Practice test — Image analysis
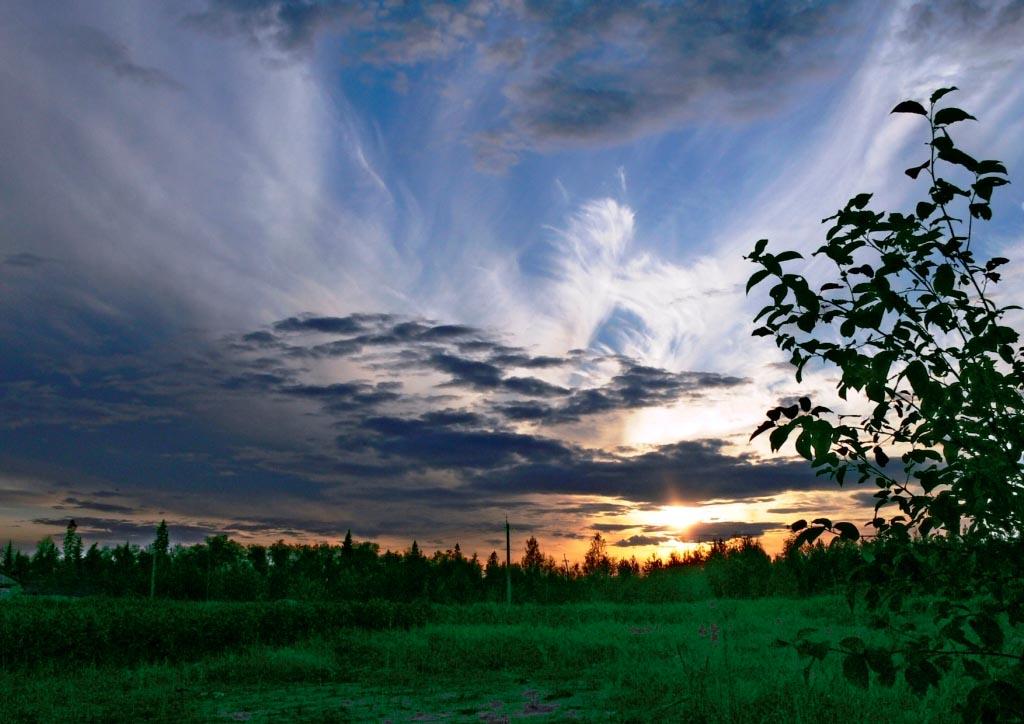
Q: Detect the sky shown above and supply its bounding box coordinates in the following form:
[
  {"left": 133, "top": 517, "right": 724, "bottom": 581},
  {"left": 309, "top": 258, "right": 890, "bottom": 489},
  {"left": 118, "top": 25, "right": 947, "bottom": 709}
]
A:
[{"left": 2, "top": 0, "right": 1024, "bottom": 561}]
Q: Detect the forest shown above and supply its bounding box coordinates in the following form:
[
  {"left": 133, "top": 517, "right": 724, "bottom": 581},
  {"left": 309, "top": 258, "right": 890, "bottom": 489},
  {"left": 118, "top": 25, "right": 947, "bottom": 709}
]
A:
[
  {"left": 4, "top": 521, "right": 1021, "bottom": 605},
  {"left": 0, "top": 521, "right": 854, "bottom": 603}
]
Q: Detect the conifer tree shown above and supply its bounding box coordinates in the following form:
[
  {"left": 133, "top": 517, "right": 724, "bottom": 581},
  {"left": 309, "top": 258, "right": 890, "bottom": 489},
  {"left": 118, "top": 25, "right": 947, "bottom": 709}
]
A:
[
  {"left": 150, "top": 520, "right": 169, "bottom": 598},
  {"left": 62, "top": 520, "right": 82, "bottom": 571},
  {"left": 522, "top": 536, "right": 544, "bottom": 570},
  {"left": 1, "top": 540, "right": 13, "bottom": 575}
]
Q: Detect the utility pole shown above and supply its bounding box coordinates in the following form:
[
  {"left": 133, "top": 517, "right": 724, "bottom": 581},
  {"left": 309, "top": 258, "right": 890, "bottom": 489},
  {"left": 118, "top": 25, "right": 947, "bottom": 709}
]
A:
[{"left": 505, "top": 515, "right": 512, "bottom": 606}]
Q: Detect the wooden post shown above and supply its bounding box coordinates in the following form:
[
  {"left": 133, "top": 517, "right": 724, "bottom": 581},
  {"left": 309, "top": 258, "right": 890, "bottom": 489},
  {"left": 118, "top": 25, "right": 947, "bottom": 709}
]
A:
[{"left": 505, "top": 515, "right": 512, "bottom": 606}]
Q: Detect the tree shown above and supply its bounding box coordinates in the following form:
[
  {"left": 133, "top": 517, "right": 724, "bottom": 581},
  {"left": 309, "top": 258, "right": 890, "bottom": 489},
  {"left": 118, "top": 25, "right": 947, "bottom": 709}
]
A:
[
  {"left": 342, "top": 529, "right": 353, "bottom": 556},
  {"left": 1, "top": 540, "right": 13, "bottom": 574},
  {"left": 62, "top": 520, "right": 82, "bottom": 573},
  {"left": 747, "top": 87, "right": 1023, "bottom": 716},
  {"left": 582, "top": 532, "right": 611, "bottom": 576},
  {"left": 521, "top": 536, "right": 544, "bottom": 570},
  {"left": 32, "top": 537, "right": 60, "bottom": 585},
  {"left": 150, "top": 520, "right": 169, "bottom": 598}
]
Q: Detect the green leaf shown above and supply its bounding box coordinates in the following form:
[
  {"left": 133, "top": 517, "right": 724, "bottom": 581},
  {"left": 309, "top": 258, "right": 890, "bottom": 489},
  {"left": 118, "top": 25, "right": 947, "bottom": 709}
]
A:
[
  {"left": 891, "top": 100, "right": 927, "bottom": 116},
  {"left": 795, "top": 429, "right": 813, "bottom": 460},
  {"left": 873, "top": 447, "right": 889, "bottom": 468},
  {"left": 969, "top": 614, "right": 1004, "bottom": 651},
  {"left": 905, "top": 161, "right": 929, "bottom": 179},
  {"left": 905, "top": 360, "right": 930, "bottom": 397},
  {"left": 769, "top": 425, "right": 792, "bottom": 452},
  {"left": 904, "top": 660, "right": 938, "bottom": 696},
  {"left": 794, "top": 526, "right": 825, "bottom": 548},
  {"left": 864, "top": 648, "right": 895, "bottom": 687},
  {"left": 938, "top": 146, "right": 979, "bottom": 172},
  {"left": 843, "top": 653, "right": 869, "bottom": 689},
  {"left": 934, "top": 107, "right": 976, "bottom": 126},
  {"left": 929, "top": 86, "right": 958, "bottom": 104},
  {"left": 933, "top": 264, "right": 955, "bottom": 295},
  {"left": 976, "top": 159, "right": 1008, "bottom": 175},
  {"left": 746, "top": 269, "right": 772, "bottom": 294},
  {"left": 834, "top": 522, "right": 860, "bottom": 541},
  {"left": 850, "top": 193, "right": 873, "bottom": 209},
  {"left": 840, "top": 636, "right": 865, "bottom": 654},
  {"left": 750, "top": 420, "right": 775, "bottom": 441},
  {"left": 775, "top": 251, "right": 804, "bottom": 263},
  {"left": 969, "top": 203, "right": 992, "bottom": 221},
  {"left": 962, "top": 658, "right": 988, "bottom": 681}
]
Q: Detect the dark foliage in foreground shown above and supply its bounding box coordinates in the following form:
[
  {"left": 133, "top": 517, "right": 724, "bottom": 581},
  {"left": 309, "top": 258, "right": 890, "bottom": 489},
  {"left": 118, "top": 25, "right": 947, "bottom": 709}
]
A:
[{"left": 747, "top": 87, "right": 1024, "bottom": 721}]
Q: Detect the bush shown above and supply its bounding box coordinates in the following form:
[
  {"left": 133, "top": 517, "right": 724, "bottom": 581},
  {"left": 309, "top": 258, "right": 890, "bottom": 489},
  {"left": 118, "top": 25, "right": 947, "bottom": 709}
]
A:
[{"left": 0, "top": 597, "right": 432, "bottom": 669}]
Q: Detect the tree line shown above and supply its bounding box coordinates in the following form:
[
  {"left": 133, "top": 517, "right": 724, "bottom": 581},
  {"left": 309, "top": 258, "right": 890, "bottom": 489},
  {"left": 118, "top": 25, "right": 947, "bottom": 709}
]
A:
[{"left": 4, "top": 518, "right": 1015, "bottom": 604}]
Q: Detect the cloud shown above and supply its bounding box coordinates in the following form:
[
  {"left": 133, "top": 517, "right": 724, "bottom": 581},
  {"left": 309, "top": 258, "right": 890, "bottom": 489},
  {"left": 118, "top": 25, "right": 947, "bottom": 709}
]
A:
[
  {"left": 65, "top": 25, "right": 184, "bottom": 90},
  {"left": 62, "top": 497, "right": 136, "bottom": 515},
  {"left": 592, "top": 523, "right": 637, "bottom": 532},
  {"left": 189, "top": 1, "right": 869, "bottom": 169},
  {"left": 1, "top": 253, "right": 49, "bottom": 268},
  {"left": 678, "top": 521, "right": 781, "bottom": 542},
  {"left": 31, "top": 516, "right": 220, "bottom": 544},
  {"left": 613, "top": 534, "right": 666, "bottom": 547},
  {"left": 471, "top": 438, "right": 821, "bottom": 507}
]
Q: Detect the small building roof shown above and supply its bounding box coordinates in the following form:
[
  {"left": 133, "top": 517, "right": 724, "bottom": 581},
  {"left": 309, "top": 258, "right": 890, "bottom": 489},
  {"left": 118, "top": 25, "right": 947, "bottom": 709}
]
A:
[{"left": 0, "top": 573, "right": 19, "bottom": 587}]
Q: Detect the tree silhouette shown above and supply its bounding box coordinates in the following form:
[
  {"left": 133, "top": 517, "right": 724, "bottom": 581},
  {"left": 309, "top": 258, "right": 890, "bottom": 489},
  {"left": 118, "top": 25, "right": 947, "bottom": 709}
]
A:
[
  {"left": 522, "top": 536, "right": 544, "bottom": 570},
  {"left": 62, "top": 520, "right": 82, "bottom": 571},
  {"left": 151, "top": 520, "right": 169, "bottom": 598},
  {"left": 582, "top": 532, "right": 611, "bottom": 576}
]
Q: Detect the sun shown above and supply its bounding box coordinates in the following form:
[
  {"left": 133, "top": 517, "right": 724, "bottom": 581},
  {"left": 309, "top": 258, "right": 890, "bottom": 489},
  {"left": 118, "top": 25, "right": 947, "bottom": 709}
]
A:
[{"left": 641, "top": 504, "right": 705, "bottom": 532}]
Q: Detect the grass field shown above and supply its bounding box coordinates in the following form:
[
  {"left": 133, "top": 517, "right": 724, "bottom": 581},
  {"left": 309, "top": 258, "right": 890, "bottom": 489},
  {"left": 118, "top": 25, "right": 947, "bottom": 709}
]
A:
[{"left": 1, "top": 596, "right": 972, "bottom": 722}]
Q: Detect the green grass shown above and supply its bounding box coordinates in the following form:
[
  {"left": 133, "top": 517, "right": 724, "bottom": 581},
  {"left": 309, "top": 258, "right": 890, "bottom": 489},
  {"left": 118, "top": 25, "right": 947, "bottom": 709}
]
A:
[{"left": 1, "top": 597, "right": 972, "bottom": 722}]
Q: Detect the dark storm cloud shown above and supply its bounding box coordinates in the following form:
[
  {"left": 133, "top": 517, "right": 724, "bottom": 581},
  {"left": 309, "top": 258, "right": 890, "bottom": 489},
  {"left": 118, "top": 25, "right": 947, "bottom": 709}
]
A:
[
  {"left": 678, "top": 521, "right": 781, "bottom": 542},
  {"left": 489, "top": 366, "right": 748, "bottom": 425},
  {"left": 429, "top": 353, "right": 503, "bottom": 388},
  {"left": 62, "top": 497, "right": 136, "bottom": 515},
  {"left": 189, "top": 0, "right": 868, "bottom": 168},
  {"left": 487, "top": 353, "right": 565, "bottom": 369},
  {"left": 471, "top": 439, "right": 819, "bottom": 506},
  {"left": 554, "top": 366, "right": 747, "bottom": 422},
  {"left": 428, "top": 353, "right": 569, "bottom": 397},
  {"left": 274, "top": 315, "right": 369, "bottom": 334},
  {"left": 591, "top": 523, "right": 637, "bottom": 532},
  {"left": 355, "top": 414, "right": 573, "bottom": 471},
  {"left": 279, "top": 381, "right": 401, "bottom": 411},
  {"left": 613, "top": 534, "right": 666, "bottom": 547},
  {"left": 236, "top": 314, "right": 744, "bottom": 420}
]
